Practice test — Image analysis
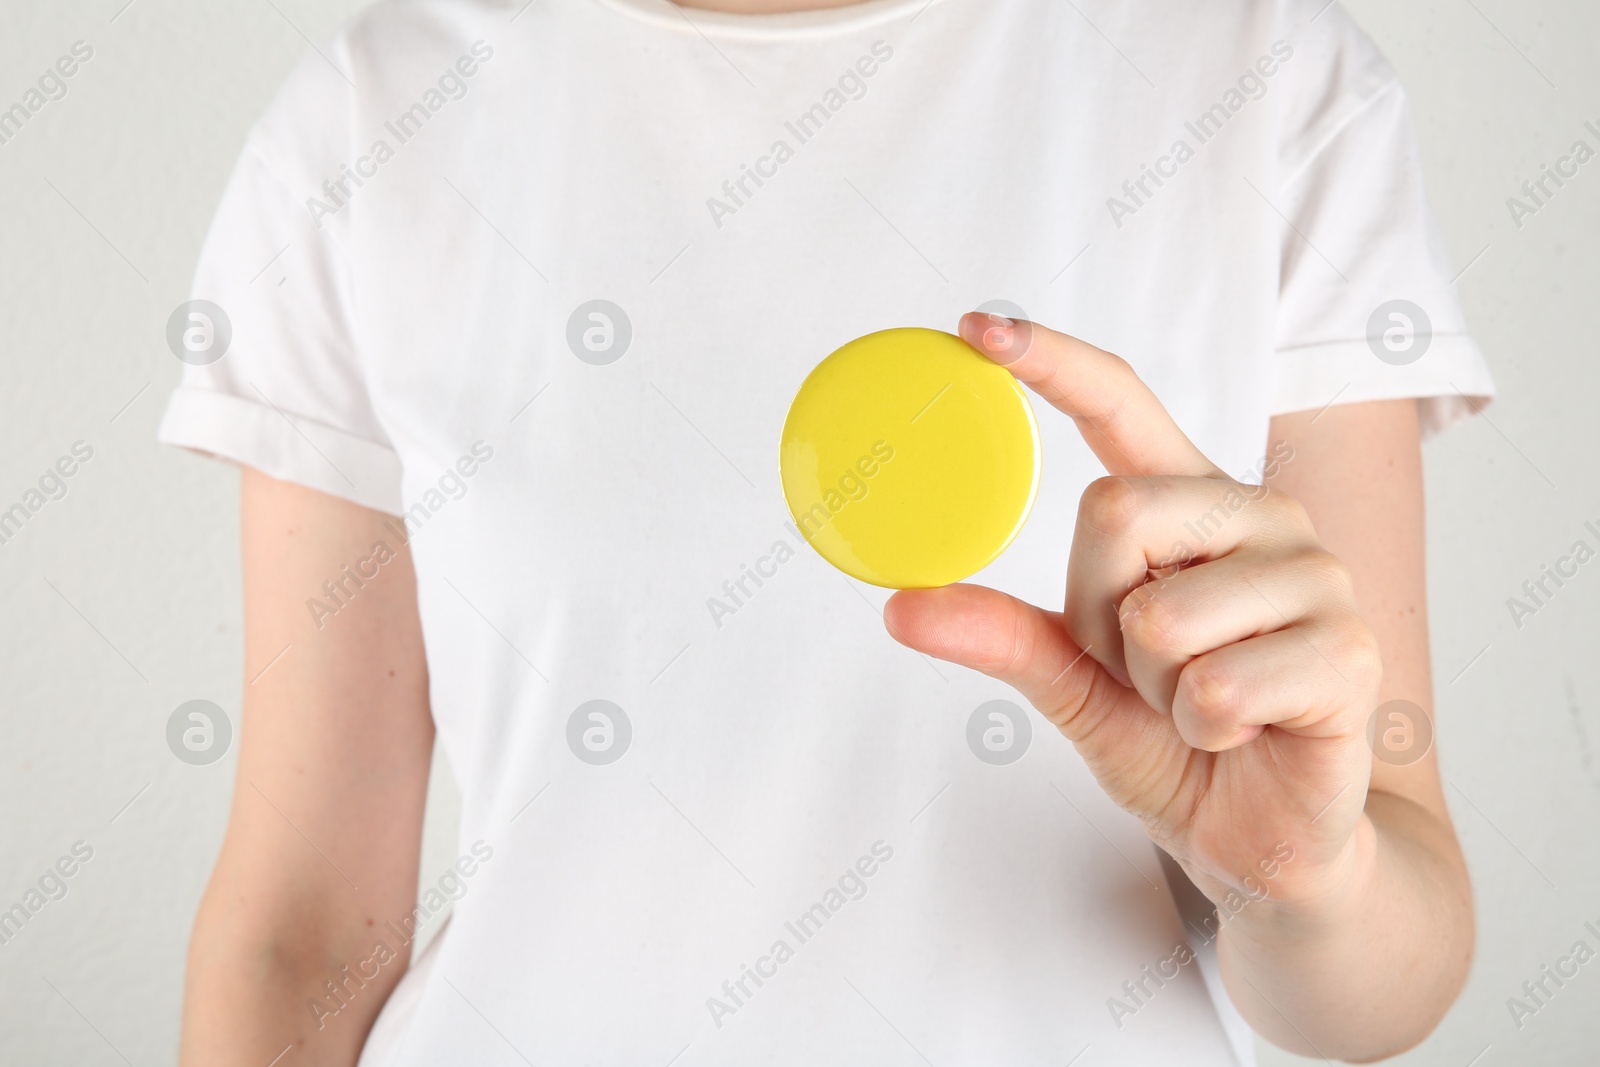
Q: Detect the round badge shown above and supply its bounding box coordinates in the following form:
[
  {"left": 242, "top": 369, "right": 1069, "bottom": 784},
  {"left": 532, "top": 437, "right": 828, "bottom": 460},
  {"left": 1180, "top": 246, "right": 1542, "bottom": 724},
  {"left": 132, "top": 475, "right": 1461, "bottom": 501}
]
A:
[{"left": 779, "top": 328, "right": 1040, "bottom": 589}]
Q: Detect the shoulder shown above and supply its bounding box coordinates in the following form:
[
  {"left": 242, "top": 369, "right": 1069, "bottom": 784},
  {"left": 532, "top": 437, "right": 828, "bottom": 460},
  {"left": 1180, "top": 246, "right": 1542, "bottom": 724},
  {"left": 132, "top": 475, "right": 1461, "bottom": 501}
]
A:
[
  {"left": 1074, "top": 0, "right": 1398, "bottom": 125},
  {"left": 1266, "top": 1, "right": 1404, "bottom": 165},
  {"left": 243, "top": 0, "right": 509, "bottom": 187}
]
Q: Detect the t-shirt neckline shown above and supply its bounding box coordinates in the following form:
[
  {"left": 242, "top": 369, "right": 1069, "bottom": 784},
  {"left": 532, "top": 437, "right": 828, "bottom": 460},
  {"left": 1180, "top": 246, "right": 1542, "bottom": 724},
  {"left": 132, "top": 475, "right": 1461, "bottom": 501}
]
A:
[{"left": 590, "top": 0, "right": 941, "bottom": 40}]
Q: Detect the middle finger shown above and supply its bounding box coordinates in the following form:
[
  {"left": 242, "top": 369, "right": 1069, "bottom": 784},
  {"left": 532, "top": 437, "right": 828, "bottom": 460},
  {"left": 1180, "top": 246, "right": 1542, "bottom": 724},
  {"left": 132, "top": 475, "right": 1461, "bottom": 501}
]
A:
[{"left": 1066, "top": 474, "right": 1318, "bottom": 692}]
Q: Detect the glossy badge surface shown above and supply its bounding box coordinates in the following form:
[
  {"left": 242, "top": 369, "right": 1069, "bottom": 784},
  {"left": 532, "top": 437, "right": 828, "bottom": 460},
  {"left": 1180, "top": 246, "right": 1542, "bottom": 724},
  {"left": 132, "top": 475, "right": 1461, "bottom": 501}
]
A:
[{"left": 779, "top": 327, "right": 1041, "bottom": 589}]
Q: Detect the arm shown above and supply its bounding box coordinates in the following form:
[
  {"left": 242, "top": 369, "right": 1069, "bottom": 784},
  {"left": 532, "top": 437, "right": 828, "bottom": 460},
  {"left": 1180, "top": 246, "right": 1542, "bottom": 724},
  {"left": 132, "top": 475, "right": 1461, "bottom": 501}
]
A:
[
  {"left": 1216, "top": 399, "right": 1472, "bottom": 1059},
  {"left": 180, "top": 469, "right": 434, "bottom": 1066},
  {"left": 885, "top": 314, "right": 1473, "bottom": 1062}
]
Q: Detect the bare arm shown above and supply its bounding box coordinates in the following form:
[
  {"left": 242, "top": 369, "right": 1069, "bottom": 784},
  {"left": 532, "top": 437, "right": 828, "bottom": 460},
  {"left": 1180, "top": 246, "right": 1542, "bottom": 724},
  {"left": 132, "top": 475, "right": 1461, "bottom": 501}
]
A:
[
  {"left": 885, "top": 315, "right": 1474, "bottom": 1062},
  {"left": 180, "top": 469, "right": 434, "bottom": 1066},
  {"left": 1216, "top": 399, "right": 1472, "bottom": 1059}
]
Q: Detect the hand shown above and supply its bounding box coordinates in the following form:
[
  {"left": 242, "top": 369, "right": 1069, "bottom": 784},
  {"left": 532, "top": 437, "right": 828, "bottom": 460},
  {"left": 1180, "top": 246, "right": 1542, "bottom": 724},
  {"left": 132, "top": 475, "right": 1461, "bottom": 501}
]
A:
[{"left": 885, "top": 313, "right": 1384, "bottom": 918}]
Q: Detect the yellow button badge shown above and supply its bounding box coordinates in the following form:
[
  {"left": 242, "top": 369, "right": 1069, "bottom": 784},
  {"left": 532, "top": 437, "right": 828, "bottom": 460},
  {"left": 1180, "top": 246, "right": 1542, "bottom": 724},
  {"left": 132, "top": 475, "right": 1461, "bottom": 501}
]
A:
[{"left": 779, "top": 327, "right": 1041, "bottom": 589}]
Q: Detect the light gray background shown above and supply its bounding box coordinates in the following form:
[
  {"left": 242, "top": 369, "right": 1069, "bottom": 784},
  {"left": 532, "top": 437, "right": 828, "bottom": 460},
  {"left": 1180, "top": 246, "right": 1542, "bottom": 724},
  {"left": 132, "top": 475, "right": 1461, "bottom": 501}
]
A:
[{"left": 1, "top": 0, "right": 1595, "bottom": 1063}]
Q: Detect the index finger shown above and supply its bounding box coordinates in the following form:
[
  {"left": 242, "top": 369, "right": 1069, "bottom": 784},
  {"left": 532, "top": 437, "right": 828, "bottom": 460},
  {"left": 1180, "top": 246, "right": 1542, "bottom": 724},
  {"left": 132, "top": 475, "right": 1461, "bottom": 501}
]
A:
[{"left": 958, "top": 312, "right": 1221, "bottom": 479}]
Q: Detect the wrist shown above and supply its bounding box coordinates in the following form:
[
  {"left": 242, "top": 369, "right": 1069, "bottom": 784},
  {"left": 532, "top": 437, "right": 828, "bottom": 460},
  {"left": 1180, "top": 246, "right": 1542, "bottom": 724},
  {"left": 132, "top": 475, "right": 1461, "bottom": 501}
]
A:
[{"left": 1225, "top": 815, "right": 1380, "bottom": 946}]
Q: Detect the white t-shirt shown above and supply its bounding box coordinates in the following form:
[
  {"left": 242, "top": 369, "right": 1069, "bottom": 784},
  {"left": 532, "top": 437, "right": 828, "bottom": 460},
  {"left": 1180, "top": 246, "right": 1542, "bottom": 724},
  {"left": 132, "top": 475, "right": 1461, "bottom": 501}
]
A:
[{"left": 159, "top": 0, "right": 1493, "bottom": 1063}]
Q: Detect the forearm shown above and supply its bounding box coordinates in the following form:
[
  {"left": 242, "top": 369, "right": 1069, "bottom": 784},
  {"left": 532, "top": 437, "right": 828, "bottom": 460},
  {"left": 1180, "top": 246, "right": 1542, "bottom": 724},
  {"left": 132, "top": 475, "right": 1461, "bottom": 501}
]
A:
[
  {"left": 181, "top": 472, "right": 435, "bottom": 1065},
  {"left": 1217, "top": 791, "right": 1473, "bottom": 1061},
  {"left": 180, "top": 848, "right": 412, "bottom": 1066}
]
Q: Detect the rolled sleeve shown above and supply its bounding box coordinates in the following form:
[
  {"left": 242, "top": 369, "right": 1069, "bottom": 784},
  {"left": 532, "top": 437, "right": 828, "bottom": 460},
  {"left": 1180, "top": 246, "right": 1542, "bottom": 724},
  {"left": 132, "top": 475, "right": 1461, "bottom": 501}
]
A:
[
  {"left": 1269, "top": 8, "right": 1495, "bottom": 439},
  {"left": 159, "top": 385, "right": 402, "bottom": 514},
  {"left": 157, "top": 50, "right": 403, "bottom": 512}
]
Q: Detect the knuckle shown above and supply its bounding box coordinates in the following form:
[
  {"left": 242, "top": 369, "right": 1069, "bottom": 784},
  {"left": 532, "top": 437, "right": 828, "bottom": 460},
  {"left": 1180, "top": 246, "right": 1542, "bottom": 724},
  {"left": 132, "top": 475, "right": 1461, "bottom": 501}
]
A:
[
  {"left": 1337, "top": 619, "right": 1385, "bottom": 693},
  {"left": 974, "top": 602, "right": 1039, "bottom": 680},
  {"left": 1043, "top": 659, "right": 1115, "bottom": 738},
  {"left": 1295, "top": 547, "right": 1355, "bottom": 595},
  {"left": 1079, "top": 476, "right": 1143, "bottom": 536},
  {"left": 1180, "top": 660, "right": 1239, "bottom": 723},
  {"left": 1118, "top": 586, "right": 1186, "bottom": 654},
  {"left": 1103, "top": 350, "right": 1138, "bottom": 384},
  {"left": 1262, "top": 487, "right": 1312, "bottom": 530},
  {"left": 998, "top": 608, "right": 1035, "bottom": 677}
]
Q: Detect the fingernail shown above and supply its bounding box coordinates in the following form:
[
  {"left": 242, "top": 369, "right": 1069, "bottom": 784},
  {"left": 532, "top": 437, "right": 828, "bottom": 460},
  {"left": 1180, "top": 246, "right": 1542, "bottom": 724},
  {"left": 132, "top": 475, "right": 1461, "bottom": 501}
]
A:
[{"left": 974, "top": 313, "right": 1016, "bottom": 359}]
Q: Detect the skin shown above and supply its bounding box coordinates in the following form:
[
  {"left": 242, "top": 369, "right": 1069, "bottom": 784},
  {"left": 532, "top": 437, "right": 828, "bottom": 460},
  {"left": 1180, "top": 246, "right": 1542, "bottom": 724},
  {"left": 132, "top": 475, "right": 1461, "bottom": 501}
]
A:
[
  {"left": 183, "top": 315, "right": 1471, "bottom": 1064},
  {"left": 884, "top": 314, "right": 1472, "bottom": 1061},
  {"left": 182, "top": 5, "right": 1469, "bottom": 1060},
  {"left": 180, "top": 470, "right": 433, "bottom": 1065}
]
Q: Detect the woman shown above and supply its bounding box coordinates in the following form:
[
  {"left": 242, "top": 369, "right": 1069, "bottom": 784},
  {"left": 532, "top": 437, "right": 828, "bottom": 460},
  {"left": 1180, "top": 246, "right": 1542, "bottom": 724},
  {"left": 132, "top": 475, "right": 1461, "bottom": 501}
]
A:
[{"left": 161, "top": 0, "right": 1492, "bottom": 1063}]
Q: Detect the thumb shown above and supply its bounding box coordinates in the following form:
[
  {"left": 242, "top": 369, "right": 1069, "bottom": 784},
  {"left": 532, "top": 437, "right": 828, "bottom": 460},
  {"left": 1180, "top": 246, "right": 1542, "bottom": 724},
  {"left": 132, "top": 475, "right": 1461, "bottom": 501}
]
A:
[
  {"left": 885, "top": 584, "right": 1170, "bottom": 763},
  {"left": 886, "top": 585, "right": 1099, "bottom": 738}
]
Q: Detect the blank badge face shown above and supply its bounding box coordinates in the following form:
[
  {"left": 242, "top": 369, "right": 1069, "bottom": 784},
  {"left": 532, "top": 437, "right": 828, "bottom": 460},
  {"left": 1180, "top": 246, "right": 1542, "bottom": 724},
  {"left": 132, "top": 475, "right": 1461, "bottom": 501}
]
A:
[{"left": 779, "top": 327, "right": 1041, "bottom": 589}]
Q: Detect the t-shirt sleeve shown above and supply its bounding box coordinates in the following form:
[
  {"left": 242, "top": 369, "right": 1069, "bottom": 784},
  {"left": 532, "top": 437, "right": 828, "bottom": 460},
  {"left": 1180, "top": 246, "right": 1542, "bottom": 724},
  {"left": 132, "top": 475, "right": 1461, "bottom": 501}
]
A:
[
  {"left": 157, "top": 56, "right": 403, "bottom": 515},
  {"left": 1268, "top": 8, "right": 1495, "bottom": 439}
]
